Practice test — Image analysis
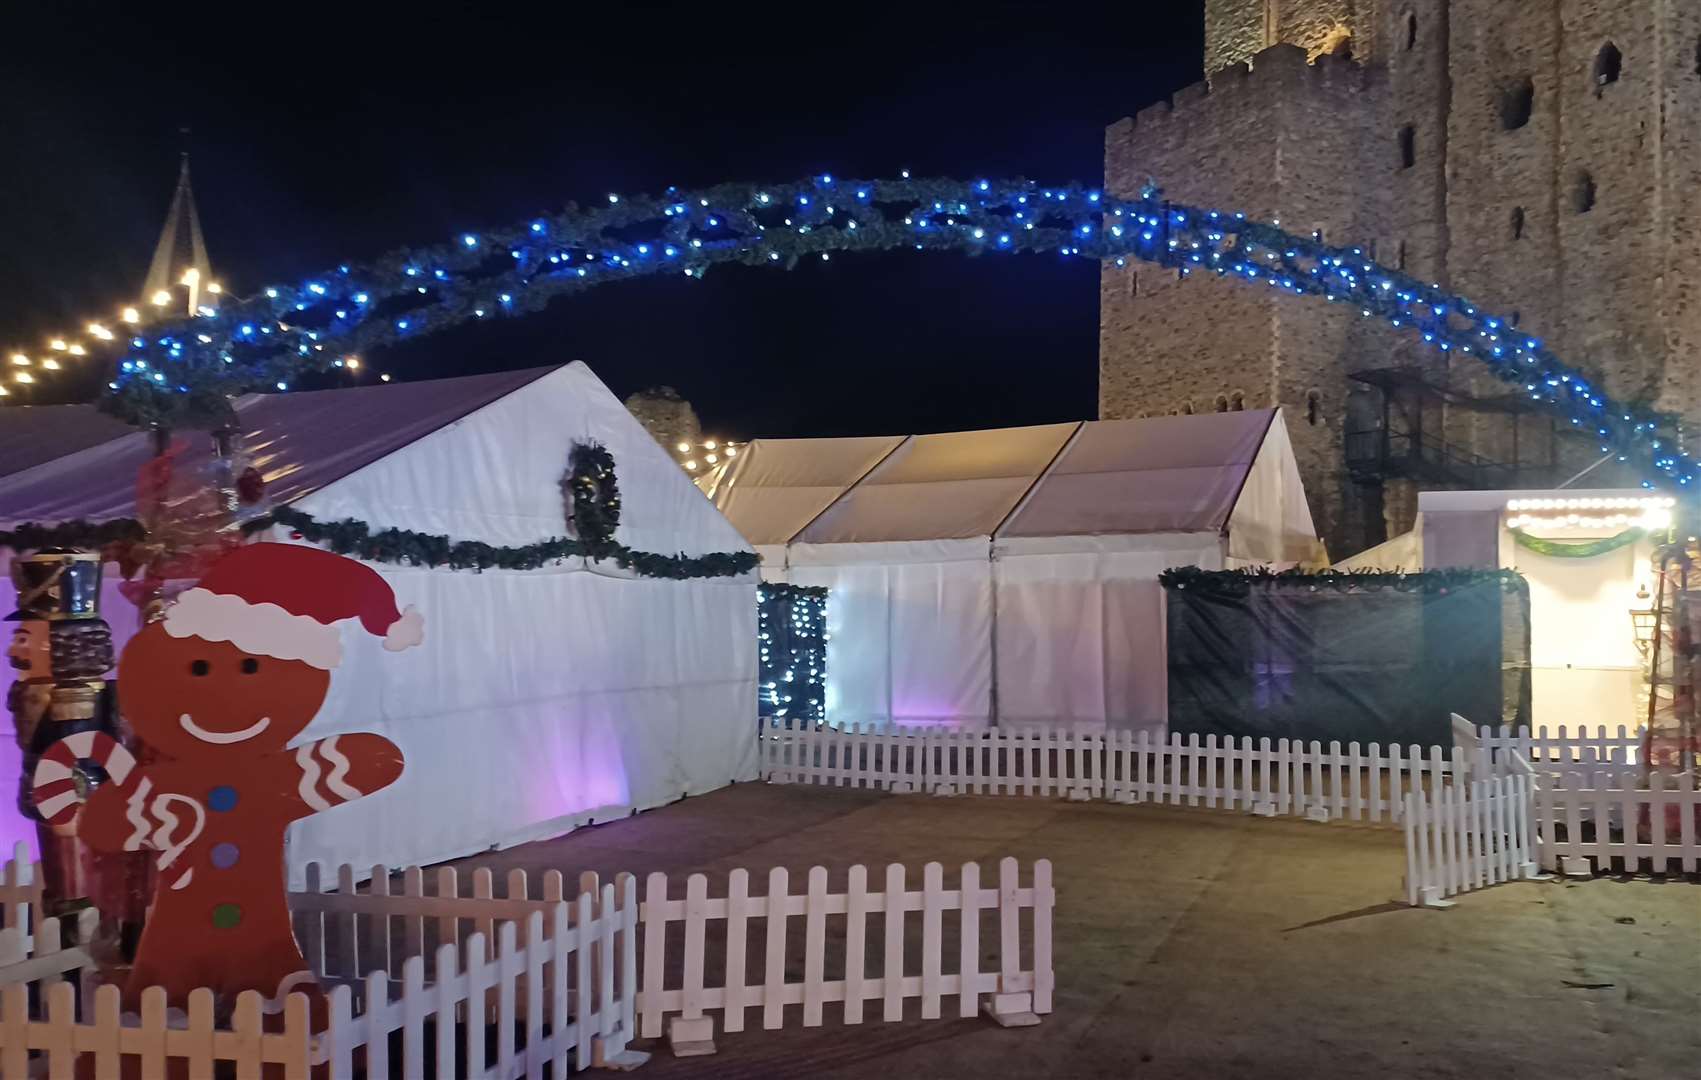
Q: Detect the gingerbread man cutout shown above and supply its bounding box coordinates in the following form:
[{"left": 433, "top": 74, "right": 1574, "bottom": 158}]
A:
[{"left": 62, "top": 542, "right": 419, "bottom": 1008}]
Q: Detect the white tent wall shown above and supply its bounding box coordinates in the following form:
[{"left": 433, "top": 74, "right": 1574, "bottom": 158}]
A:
[
  {"left": 1512, "top": 534, "right": 1650, "bottom": 731},
  {"left": 992, "top": 534, "right": 1225, "bottom": 732},
  {"left": 753, "top": 544, "right": 789, "bottom": 583},
  {"left": 280, "top": 363, "right": 756, "bottom": 883},
  {"left": 788, "top": 539, "right": 993, "bottom": 728},
  {"left": 1223, "top": 413, "right": 1320, "bottom": 567}
]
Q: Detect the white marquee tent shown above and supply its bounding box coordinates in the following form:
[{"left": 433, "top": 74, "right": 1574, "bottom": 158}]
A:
[
  {"left": 0, "top": 363, "right": 757, "bottom": 881},
  {"left": 701, "top": 409, "right": 1317, "bottom": 732}
]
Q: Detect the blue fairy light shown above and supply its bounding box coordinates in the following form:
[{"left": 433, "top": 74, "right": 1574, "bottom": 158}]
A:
[{"left": 99, "top": 173, "right": 1676, "bottom": 493}]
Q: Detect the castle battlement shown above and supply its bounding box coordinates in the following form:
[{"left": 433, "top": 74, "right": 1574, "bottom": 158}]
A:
[{"left": 1124, "top": 43, "right": 1376, "bottom": 132}]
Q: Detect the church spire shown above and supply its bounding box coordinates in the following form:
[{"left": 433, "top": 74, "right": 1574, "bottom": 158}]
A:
[{"left": 143, "top": 148, "right": 215, "bottom": 316}]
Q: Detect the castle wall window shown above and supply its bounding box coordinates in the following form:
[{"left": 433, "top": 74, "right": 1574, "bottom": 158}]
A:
[
  {"left": 1398, "top": 125, "right": 1416, "bottom": 168},
  {"left": 1396, "top": 240, "right": 1407, "bottom": 269},
  {"left": 1500, "top": 77, "right": 1534, "bottom": 130},
  {"left": 1182, "top": 401, "right": 1195, "bottom": 415},
  {"left": 1229, "top": 391, "right": 1246, "bottom": 412},
  {"left": 1593, "top": 42, "right": 1621, "bottom": 94},
  {"left": 1510, "top": 206, "right": 1525, "bottom": 239},
  {"left": 1128, "top": 269, "right": 1139, "bottom": 298},
  {"left": 1403, "top": 11, "right": 1417, "bottom": 51},
  {"left": 1214, "top": 394, "right": 1229, "bottom": 413},
  {"left": 1574, "top": 171, "right": 1596, "bottom": 213},
  {"left": 1305, "top": 390, "right": 1322, "bottom": 427}
]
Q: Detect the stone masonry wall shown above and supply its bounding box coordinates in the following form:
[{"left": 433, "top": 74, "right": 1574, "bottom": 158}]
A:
[{"left": 1104, "top": 0, "right": 1701, "bottom": 559}]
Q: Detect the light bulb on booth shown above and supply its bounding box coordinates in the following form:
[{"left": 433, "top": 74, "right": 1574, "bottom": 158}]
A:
[
  {"left": 207, "top": 282, "right": 222, "bottom": 295},
  {"left": 676, "top": 441, "right": 691, "bottom": 453},
  {"left": 41, "top": 358, "right": 60, "bottom": 370},
  {"left": 120, "top": 307, "right": 140, "bottom": 324},
  {"left": 49, "top": 339, "right": 66, "bottom": 351},
  {"left": 180, "top": 268, "right": 200, "bottom": 287},
  {"left": 151, "top": 290, "right": 171, "bottom": 306},
  {"left": 9, "top": 354, "right": 27, "bottom": 367}
]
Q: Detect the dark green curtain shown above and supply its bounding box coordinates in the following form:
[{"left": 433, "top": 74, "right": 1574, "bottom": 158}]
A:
[{"left": 1163, "top": 572, "right": 1531, "bottom": 745}]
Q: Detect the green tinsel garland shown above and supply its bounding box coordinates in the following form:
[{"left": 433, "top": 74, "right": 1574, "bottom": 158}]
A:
[
  {"left": 1159, "top": 566, "right": 1528, "bottom": 598},
  {"left": 0, "top": 519, "right": 147, "bottom": 552},
  {"left": 0, "top": 445, "right": 756, "bottom": 580},
  {"left": 1509, "top": 528, "right": 1642, "bottom": 559}
]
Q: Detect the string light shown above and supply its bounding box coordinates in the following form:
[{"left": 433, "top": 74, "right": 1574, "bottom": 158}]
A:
[
  {"left": 120, "top": 307, "right": 140, "bottom": 324},
  {"left": 151, "top": 290, "right": 172, "bottom": 306},
  {"left": 73, "top": 175, "right": 1694, "bottom": 495},
  {"left": 1505, "top": 495, "right": 1677, "bottom": 532},
  {"left": 9, "top": 354, "right": 27, "bottom": 367},
  {"left": 759, "top": 584, "right": 826, "bottom": 723}
]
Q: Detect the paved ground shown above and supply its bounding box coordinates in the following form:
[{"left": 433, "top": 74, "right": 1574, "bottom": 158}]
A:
[{"left": 449, "top": 782, "right": 1701, "bottom": 1080}]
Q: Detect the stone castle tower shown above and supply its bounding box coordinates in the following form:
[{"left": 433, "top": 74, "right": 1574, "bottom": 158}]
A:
[{"left": 1101, "top": 0, "right": 1701, "bottom": 557}]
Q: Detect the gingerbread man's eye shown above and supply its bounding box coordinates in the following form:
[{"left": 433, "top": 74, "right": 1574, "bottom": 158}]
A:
[
  {"left": 190, "top": 660, "right": 210, "bottom": 677},
  {"left": 240, "top": 658, "right": 260, "bottom": 675}
]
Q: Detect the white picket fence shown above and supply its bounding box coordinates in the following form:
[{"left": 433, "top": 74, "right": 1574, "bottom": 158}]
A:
[
  {"left": 765, "top": 722, "right": 1468, "bottom": 825},
  {"left": 294, "top": 861, "right": 642, "bottom": 1077},
  {"left": 0, "top": 846, "right": 43, "bottom": 952},
  {"left": 0, "top": 855, "right": 1053, "bottom": 1077},
  {"left": 1473, "top": 724, "right": 1643, "bottom": 772},
  {"left": 636, "top": 857, "right": 1053, "bottom": 1041},
  {"left": 1402, "top": 770, "right": 1539, "bottom": 907},
  {"left": 761, "top": 722, "right": 1101, "bottom": 797},
  {"left": 1534, "top": 769, "right": 1701, "bottom": 876}
]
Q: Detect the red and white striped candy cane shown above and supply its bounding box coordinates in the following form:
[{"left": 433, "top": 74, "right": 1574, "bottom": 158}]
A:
[{"left": 31, "top": 731, "right": 138, "bottom": 826}]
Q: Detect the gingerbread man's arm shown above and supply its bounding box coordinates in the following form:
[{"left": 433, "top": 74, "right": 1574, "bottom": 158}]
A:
[
  {"left": 277, "top": 734, "right": 404, "bottom": 821},
  {"left": 77, "top": 780, "right": 150, "bottom": 853}
]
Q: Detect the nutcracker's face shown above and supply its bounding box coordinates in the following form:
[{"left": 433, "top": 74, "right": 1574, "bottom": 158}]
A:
[
  {"left": 7, "top": 621, "right": 51, "bottom": 682},
  {"left": 116, "top": 623, "right": 329, "bottom": 761}
]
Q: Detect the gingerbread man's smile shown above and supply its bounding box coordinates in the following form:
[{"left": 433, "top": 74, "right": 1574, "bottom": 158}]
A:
[{"left": 178, "top": 713, "right": 272, "bottom": 744}]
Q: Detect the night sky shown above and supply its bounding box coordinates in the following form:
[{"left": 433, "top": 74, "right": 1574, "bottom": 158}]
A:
[{"left": 1, "top": 4, "right": 1203, "bottom": 440}]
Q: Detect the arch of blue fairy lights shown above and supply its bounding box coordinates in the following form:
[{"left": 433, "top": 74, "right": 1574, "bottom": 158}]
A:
[{"left": 106, "top": 175, "right": 1694, "bottom": 492}]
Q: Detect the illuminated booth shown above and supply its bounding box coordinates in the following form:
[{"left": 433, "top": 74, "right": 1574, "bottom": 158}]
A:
[
  {"left": 1340, "top": 489, "right": 1677, "bottom": 730},
  {"left": 702, "top": 410, "right": 1318, "bottom": 732},
  {"left": 0, "top": 363, "right": 758, "bottom": 882}
]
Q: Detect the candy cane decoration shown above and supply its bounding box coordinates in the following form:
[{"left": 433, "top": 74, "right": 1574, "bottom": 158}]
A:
[
  {"left": 31, "top": 732, "right": 203, "bottom": 890},
  {"left": 31, "top": 731, "right": 136, "bottom": 826}
]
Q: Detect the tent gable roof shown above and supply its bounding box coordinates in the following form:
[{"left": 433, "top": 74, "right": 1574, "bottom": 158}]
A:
[
  {"left": 0, "top": 367, "right": 555, "bottom": 527},
  {"left": 998, "top": 410, "right": 1275, "bottom": 538},
  {"left": 796, "top": 422, "right": 1079, "bottom": 544},
  {"left": 700, "top": 435, "right": 904, "bottom": 546}
]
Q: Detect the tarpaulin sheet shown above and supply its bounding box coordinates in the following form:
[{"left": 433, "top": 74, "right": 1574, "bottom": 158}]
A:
[{"left": 1164, "top": 573, "right": 1531, "bottom": 745}]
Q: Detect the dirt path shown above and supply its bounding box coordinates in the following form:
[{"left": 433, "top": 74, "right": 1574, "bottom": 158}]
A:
[{"left": 449, "top": 783, "right": 1701, "bottom": 1079}]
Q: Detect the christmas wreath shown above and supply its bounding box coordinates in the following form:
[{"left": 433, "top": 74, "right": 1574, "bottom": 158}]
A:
[{"left": 565, "top": 442, "right": 621, "bottom": 551}]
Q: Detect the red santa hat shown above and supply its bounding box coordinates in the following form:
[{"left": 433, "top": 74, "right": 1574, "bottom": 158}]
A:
[{"left": 162, "top": 543, "right": 424, "bottom": 671}]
